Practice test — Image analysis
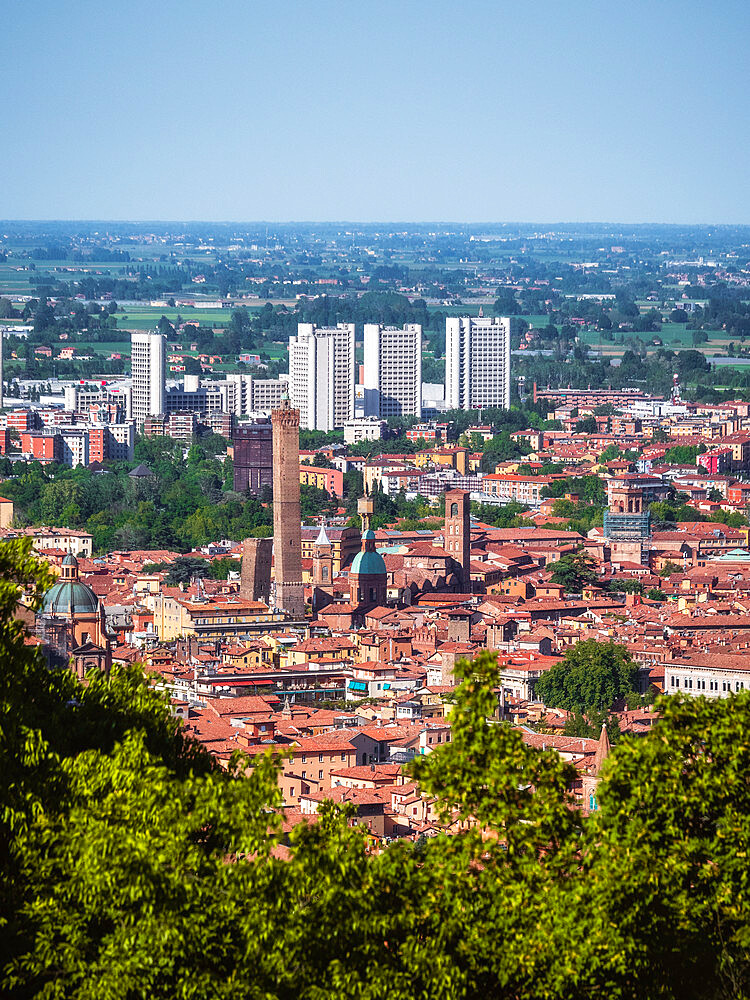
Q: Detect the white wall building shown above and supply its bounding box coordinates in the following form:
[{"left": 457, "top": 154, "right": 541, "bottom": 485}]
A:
[
  {"left": 130, "top": 332, "right": 166, "bottom": 426},
  {"left": 343, "top": 416, "right": 388, "bottom": 445},
  {"left": 445, "top": 316, "right": 511, "bottom": 411},
  {"left": 224, "top": 373, "right": 289, "bottom": 415},
  {"left": 104, "top": 421, "right": 136, "bottom": 461},
  {"left": 289, "top": 323, "right": 355, "bottom": 431},
  {"left": 664, "top": 653, "right": 750, "bottom": 698},
  {"left": 363, "top": 323, "right": 422, "bottom": 419},
  {"left": 64, "top": 382, "right": 133, "bottom": 420},
  {"left": 60, "top": 428, "right": 89, "bottom": 468}
]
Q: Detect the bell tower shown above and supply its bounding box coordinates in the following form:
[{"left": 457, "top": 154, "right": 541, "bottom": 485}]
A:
[
  {"left": 445, "top": 488, "right": 471, "bottom": 590},
  {"left": 312, "top": 523, "right": 334, "bottom": 612}
]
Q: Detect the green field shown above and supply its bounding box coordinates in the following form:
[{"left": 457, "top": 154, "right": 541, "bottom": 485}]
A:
[
  {"left": 72, "top": 340, "right": 134, "bottom": 354},
  {"left": 114, "top": 308, "right": 230, "bottom": 329},
  {"left": 579, "top": 322, "right": 730, "bottom": 357}
]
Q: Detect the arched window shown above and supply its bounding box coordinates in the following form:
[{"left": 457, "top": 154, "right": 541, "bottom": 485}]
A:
[{"left": 450, "top": 502, "right": 458, "bottom": 518}]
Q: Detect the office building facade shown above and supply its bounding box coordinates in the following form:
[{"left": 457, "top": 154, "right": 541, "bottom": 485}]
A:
[
  {"left": 445, "top": 316, "right": 511, "bottom": 411},
  {"left": 289, "top": 323, "right": 355, "bottom": 431},
  {"left": 363, "top": 323, "right": 422, "bottom": 419}
]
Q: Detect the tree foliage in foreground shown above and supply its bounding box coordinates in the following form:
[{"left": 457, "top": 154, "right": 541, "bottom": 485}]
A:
[{"left": 2, "top": 538, "right": 750, "bottom": 998}]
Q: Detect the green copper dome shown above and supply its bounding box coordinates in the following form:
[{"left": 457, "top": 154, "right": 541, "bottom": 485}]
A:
[
  {"left": 350, "top": 530, "right": 387, "bottom": 577},
  {"left": 41, "top": 580, "right": 99, "bottom": 616}
]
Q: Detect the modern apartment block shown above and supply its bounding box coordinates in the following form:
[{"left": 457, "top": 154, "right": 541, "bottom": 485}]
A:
[
  {"left": 64, "top": 382, "right": 132, "bottom": 421},
  {"left": 445, "top": 316, "right": 511, "bottom": 411},
  {"left": 363, "top": 323, "right": 422, "bottom": 419},
  {"left": 130, "top": 332, "right": 166, "bottom": 426},
  {"left": 289, "top": 323, "right": 355, "bottom": 431},
  {"left": 224, "top": 373, "right": 288, "bottom": 416}
]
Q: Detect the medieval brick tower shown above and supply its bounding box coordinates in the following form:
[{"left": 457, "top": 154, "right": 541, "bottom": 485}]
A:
[
  {"left": 445, "top": 489, "right": 471, "bottom": 590},
  {"left": 240, "top": 536, "right": 272, "bottom": 604},
  {"left": 272, "top": 395, "right": 305, "bottom": 617}
]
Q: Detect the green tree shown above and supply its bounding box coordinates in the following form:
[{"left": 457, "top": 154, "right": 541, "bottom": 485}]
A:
[
  {"left": 574, "top": 416, "right": 598, "bottom": 434},
  {"left": 549, "top": 550, "right": 598, "bottom": 592},
  {"left": 660, "top": 560, "right": 682, "bottom": 577},
  {"left": 534, "top": 639, "right": 639, "bottom": 713}
]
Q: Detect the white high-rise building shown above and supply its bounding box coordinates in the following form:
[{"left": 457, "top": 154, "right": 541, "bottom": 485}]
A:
[
  {"left": 130, "top": 331, "right": 166, "bottom": 426},
  {"left": 289, "top": 323, "right": 355, "bottom": 431},
  {"left": 363, "top": 323, "right": 422, "bottom": 419},
  {"left": 445, "top": 316, "right": 511, "bottom": 411}
]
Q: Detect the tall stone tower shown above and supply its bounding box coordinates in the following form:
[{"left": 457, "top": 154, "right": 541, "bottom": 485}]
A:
[
  {"left": 445, "top": 489, "right": 471, "bottom": 590},
  {"left": 271, "top": 395, "right": 305, "bottom": 617},
  {"left": 240, "top": 536, "right": 272, "bottom": 604}
]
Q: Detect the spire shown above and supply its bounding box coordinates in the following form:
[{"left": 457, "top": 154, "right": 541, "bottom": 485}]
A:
[
  {"left": 315, "top": 523, "right": 330, "bottom": 547},
  {"left": 593, "top": 723, "right": 611, "bottom": 775},
  {"left": 281, "top": 696, "right": 292, "bottom": 719}
]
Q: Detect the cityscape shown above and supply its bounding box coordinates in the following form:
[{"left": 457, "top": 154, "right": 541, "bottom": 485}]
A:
[{"left": 2, "top": 2, "right": 749, "bottom": 998}]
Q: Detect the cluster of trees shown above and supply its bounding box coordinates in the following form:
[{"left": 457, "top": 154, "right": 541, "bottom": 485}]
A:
[
  {"left": 549, "top": 550, "right": 598, "bottom": 592},
  {"left": 2, "top": 543, "right": 749, "bottom": 998},
  {"left": 470, "top": 500, "right": 535, "bottom": 528},
  {"left": 649, "top": 499, "right": 747, "bottom": 529},
  {"left": 535, "top": 640, "right": 639, "bottom": 713},
  {"left": 541, "top": 475, "right": 607, "bottom": 505},
  {"left": 142, "top": 555, "right": 241, "bottom": 584},
  {"left": 0, "top": 429, "right": 351, "bottom": 554},
  {"left": 0, "top": 436, "right": 277, "bottom": 553}
]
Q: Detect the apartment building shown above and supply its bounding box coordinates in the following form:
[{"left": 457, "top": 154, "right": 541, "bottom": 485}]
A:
[
  {"left": 445, "top": 316, "right": 511, "bottom": 411},
  {"left": 343, "top": 416, "right": 388, "bottom": 444},
  {"left": 363, "top": 323, "right": 422, "bottom": 419},
  {"left": 224, "top": 373, "right": 288, "bottom": 415},
  {"left": 64, "top": 383, "right": 133, "bottom": 421},
  {"left": 482, "top": 474, "right": 567, "bottom": 507},
  {"left": 289, "top": 323, "right": 355, "bottom": 431},
  {"left": 130, "top": 332, "right": 166, "bottom": 426},
  {"left": 299, "top": 464, "right": 344, "bottom": 498}
]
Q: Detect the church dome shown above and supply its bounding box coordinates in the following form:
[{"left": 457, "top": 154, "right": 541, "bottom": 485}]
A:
[
  {"left": 41, "top": 579, "right": 99, "bottom": 615},
  {"left": 350, "top": 530, "right": 387, "bottom": 577}
]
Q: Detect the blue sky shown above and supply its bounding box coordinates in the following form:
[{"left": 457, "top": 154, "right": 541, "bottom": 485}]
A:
[{"left": 1, "top": 0, "right": 748, "bottom": 222}]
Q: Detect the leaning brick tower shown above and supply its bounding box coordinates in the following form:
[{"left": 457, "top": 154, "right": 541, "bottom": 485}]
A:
[{"left": 271, "top": 394, "right": 305, "bottom": 617}]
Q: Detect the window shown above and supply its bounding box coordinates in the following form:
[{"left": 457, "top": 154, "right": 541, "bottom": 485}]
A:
[
  {"left": 340, "top": 752, "right": 346, "bottom": 761},
  {"left": 318, "top": 770, "right": 323, "bottom": 779},
  {"left": 301, "top": 771, "right": 306, "bottom": 779},
  {"left": 301, "top": 755, "right": 307, "bottom": 763},
  {"left": 318, "top": 754, "right": 324, "bottom": 762}
]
